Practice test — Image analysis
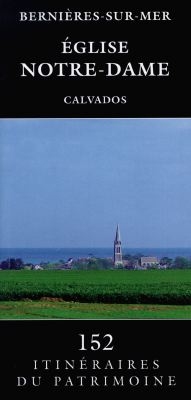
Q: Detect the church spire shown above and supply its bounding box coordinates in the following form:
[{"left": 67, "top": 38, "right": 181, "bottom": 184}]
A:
[
  {"left": 114, "top": 224, "right": 123, "bottom": 266},
  {"left": 115, "top": 224, "right": 121, "bottom": 242}
]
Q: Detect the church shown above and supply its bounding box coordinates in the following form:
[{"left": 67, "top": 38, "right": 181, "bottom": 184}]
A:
[
  {"left": 113, "top": 225, "right": 159, "bottom": 268},
  {"left": 114, "top": 224, "right": 123, "bottom": 266}
]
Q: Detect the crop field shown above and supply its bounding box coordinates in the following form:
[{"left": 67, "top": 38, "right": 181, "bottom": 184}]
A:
[{"left": 0, "top": 269, "right": 191, "bottom": 307}]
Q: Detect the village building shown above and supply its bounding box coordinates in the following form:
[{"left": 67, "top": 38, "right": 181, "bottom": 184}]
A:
[{"left": 140, "top": 257, "right": 159, "bottom": 267}]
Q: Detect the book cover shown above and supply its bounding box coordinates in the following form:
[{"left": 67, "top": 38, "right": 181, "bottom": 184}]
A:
[{"left": 0, "top": 1, "right": 190, "bottom": 397}]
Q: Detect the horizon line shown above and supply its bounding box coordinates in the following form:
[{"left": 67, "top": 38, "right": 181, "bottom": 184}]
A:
[{"left": 1, "top": 246, "right": 191, "bottom": 250}]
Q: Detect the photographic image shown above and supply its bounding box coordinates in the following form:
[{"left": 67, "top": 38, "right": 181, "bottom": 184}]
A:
[{"left": 0, "top": 118, "right": 191, "bottom": 319}]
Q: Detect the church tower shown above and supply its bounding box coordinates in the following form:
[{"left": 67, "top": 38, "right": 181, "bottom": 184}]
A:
[{"left": 114, "top": 224, "right": 123, "bottom": 266}]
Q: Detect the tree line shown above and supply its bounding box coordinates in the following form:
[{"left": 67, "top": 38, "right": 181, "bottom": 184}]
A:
[
  {"left": 1, "top": 255, "right": 191, "bottom": 270},
  {"left": 123, "top": 254, "right": 191, "bottom": 269},
  {"left": 0, "top": 258, "right": 24, "bottom": 270}
]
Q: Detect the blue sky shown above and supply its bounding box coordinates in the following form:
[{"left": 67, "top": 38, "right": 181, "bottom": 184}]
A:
[{"left": 0, "top": 118, "right": 191, "bottom": 248}]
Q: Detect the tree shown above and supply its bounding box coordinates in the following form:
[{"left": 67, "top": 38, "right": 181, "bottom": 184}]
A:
[
  {"left": 73, "top": 258, "right": 113, "bottom": 270},
  {"left": 0, "top": 258, "right": 24, "bottom": 270},
  {"left": 9, "top": 258, "right": 17, "bottom": 269},
  {"left": 1, "top": 260, "right": 9, "bottom": 270},
  {"left": 160, "top": 257, "right": 173, "bottom": 267},
  {"left": 15, "top": 258, "right": 24, "bottom": 268},
  {"left": 173, "top": 256, "right": 191, "bottom": 269}
]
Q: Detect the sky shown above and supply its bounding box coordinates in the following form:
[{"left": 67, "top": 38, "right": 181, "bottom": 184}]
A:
[{"left": 0, "top": 118, "right": 191, "bottom": 248}]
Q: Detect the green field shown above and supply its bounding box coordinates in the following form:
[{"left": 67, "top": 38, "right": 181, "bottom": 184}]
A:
[
  {"left": 1, "top": 300, "right": 191, "bottom": 319},
  {"left": 1, "top": 269, "right": 191, "bottom": 318}
]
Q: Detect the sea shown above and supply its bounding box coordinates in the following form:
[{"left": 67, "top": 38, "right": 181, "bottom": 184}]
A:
[{"left": 0, "top": 248, "right": 191, "bottom": 264}]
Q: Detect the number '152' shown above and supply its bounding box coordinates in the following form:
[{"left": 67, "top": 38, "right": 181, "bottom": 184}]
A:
[{"left": 79, "top": 334, "right": 114, "bottom": 351}]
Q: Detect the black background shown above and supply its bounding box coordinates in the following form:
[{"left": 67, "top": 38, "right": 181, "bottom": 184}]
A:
[
  {"left": 1, "top": 320, "right": 190, "bottom": 398},
  {"left": 0, "top": 1, "right": 190, "bottom": 397},
  {"left": 0, "top": 0, "right": 190, "bottom": 117}
]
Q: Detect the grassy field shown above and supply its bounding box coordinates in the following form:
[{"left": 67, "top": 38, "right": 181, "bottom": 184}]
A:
[
  {"left": 0, "top": 299, "right": 191, "bottom": 319},
  {"left": 0, "top": 269, "right": 191, "bottom": 318}
]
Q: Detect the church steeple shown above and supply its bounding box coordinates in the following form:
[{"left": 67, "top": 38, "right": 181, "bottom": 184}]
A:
[
  {"left": 114, "top": 224, "right": 123, "bottom": 266},
  {"left": 115, "top": 224, "right": 121, "bottom": 242}
]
